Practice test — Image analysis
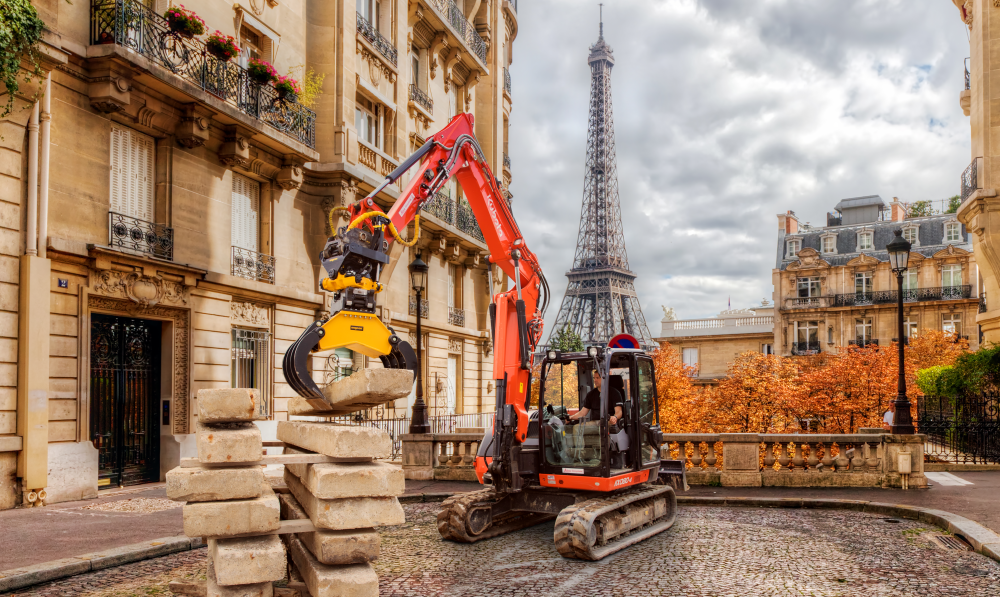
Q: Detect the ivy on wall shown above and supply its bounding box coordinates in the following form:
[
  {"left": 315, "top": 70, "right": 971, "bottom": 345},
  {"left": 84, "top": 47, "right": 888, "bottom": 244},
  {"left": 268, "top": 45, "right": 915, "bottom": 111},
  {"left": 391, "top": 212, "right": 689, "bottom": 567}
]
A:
[{"left": 0, "top": 0, "right": 45, "bottom": 118}]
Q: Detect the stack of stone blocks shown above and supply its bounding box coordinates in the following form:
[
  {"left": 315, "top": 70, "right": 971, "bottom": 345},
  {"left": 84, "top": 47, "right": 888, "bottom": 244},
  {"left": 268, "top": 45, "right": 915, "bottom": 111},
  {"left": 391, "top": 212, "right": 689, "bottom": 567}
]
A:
[{"left": 166, "top": 369, "right": 411, "bottom": 597}]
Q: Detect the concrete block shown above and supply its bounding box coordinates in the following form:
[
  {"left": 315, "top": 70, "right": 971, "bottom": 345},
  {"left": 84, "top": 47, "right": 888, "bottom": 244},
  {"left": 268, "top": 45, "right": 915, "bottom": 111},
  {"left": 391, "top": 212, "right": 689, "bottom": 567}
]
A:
[
  {"left": 182, "top": 484, "right": 280, "bottom": 537},
  {"left": 276, "top": 421, "right": 390, "bottom": 460},
  {"left": 167, "top": 466, "right": 264, "bottom": 502},
  {"left": 284, "top": 468, "right": 404, "bottom": 530},
  {"left": 286, "top": 535, "right": 378, "bottom": 597},
  {"left": 197, "top": 421, "right": 262, "bottom": 464},
  {"left": 299, "top": 368, "right": 412, "bottom": 413},
  {"left": 287, "top": 397, "right": 335, "bottom": 416},
  {"left": 198, "top": 388, "right": 266, "bottom": 423},
  {"left": 284, "top": 447, "right": 404, "bottom": 499},
  {"left": 207, "top": 560, "right": 274, "bottom": 597},
  {"left": 278, "top": 492, "right": 380, "bottom": 565},
  {"left": 46, "top": 441, "right": 99, "bottom": 504},
  {"left": 210, "top": 535, "right": 286, "bottom": 586}
]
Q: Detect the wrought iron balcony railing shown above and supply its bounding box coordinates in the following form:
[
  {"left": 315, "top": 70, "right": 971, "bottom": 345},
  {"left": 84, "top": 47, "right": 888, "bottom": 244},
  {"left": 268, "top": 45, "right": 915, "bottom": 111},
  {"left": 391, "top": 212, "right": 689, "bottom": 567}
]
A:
[
  {"left": 965, "top": 57, "right": 971, "bottom": 91},
  {"left": 791, "top": 341, "right": 821, "bottom": 355},
  {"left": 848, "top": 337, "right": 879, "bottom": 348},
  {"left": 91, "top": 0, "right": 316, "bottom": 148},
  {"left": 231, "top": 246, "right": 276, "bottom": 284},
  {"left": 503, "top": 153, "right": 511, "bottom": 171},
  {"left": 409, "top": 296, "right": 429, "bottom": 318},
  {"left": 109, "top": 211, "right": 173, "bottom": 260},
  {"left": 409, "top": 84, "right": 433, "bottom": 112},
  {"left": 423, "top": 192, "right": 455, "bottom": 223},
  {"left": 503, "top": 67, "right": 511, "bottom": 96},
  {"left": 425, "top": 0, "right": 488, "bottom": 64},
  {"left": 421, "top": 193, "right": 485, "bottom": 243},
  {"left": 962, "top": 158, "right": 979, "bottom": 203},
  {"left": 981, "top": 295, "right": 987, "bottom": 313},
  {"left": 448, "top": 307, "right": 466, "bottom": 327},
  {"left": 833, "top": 286, "right": 972, "bottom": 307},
  {"left": 357, "top": 15, "right": 398, "bottom": 66},
  {"left": 456, "top": 199, "right": 485, "bottom": 242}
]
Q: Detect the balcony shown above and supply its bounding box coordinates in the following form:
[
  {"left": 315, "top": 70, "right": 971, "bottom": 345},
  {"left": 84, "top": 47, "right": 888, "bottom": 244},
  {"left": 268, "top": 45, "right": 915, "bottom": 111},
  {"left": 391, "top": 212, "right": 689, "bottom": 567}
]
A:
[
  {"left": 357, "top": 15, "right": 397, "bottom": 66},
  {"left": 448, "top": 307, "right": 466, "bottom": 327},
  {"left": 961, "top": 158, "right": 981, "bottom": 203},
  {"left": 833, "top": 286, "right": 972, "bottom": 307},
  {"left": 421, "top": 192, "right": 485, "bottom": 243},
  {"left": 91, "top": 0, "right": 316, "bottom": 149},
  {"left": 848, "top": 338, "right": 879, "bottom": 348},
  {"left": 965, "top": 57, "right": 971, "bottom": 90},
  {"left": 783, "top": 297, "right": 829, "bottom": 309},
  {"left": 409, "top": 84, "right": 433, "bottom": 113},
  {"left": 409, "top": 296, "right": 429, "bottom": 318},
  {"left": 357, "top": 140, "right": 399, "bottom": 179},
  {"left": 503, "top": 67, "right": 511, "bottom": 96},
  {"left": 424, "top": 0, "right": 488, "bottom": 65},
  {"left": 791, "top": 341, "right": 821, "bottom": 356},
  {"left": 981, "top": 295, "right": 987, "bottom": 313},
  {"left": 109, "top": 212, "right": 173, "bottom": 260},
  {"left": 503, "top": 153, "right": 511, "bottom": 173},
  {"left": 231, "top": 246, "right": 275, "bottom": 284}
]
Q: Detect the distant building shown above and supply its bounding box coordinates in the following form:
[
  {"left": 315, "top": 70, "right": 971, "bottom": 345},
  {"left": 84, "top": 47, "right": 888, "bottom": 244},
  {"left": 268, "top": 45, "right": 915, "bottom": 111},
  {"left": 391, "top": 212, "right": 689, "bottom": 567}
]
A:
[
  {"left": 773, "top": 196, "right": 981, "bottom": 356},
  {"left": 655, "top": 303, "right": 775, "bottom": 385}
]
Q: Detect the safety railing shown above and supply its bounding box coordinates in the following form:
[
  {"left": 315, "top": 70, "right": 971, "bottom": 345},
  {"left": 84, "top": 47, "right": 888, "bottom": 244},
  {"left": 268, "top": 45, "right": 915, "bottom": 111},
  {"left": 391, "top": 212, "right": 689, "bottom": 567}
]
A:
[
  {"left": 424, "top": 0, "right": 488, "bottom": 64},
  {"left": 791, "top": 341, "right": 821, "bottom": 355},
  {"left": 503, "top": 67, "right": 511, "bottom": 96},
  {"left": 783, "top": 297, "right": 829, "bottom": 309},
  {"left": 409, "top": 84, "right": 433, "bottom": 112},
  {"left": 962, "top": 158, "right": 979, "bottom": 203},
  {"left": 432, "top": 433, "right": 481, "bottom": 474},
  {"left": 91, "top": 0, "right": 316, "bottom": 148},
  {"left": 108, "top": 211, "right": 173, "bottom": 260},
  {"left": 456, "top": 200, "right": 485, "bottom": 242},
  {"left": 356, "top": 15, "right": 397, "bottom": 66},
  {"left": 231, "top": 246, "right": 275, "bottom": 284},
  {"left": 834, "top": 286, "right": 972, "bottom": 306},
  {"left": 448, "top": 306, "right": 466, "bottom": 327}
]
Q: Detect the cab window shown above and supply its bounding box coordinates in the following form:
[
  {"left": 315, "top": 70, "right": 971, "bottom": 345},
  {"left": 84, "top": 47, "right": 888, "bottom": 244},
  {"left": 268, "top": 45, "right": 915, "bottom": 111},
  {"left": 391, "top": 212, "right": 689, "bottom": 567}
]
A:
[
  {"left": 541, "top": 361, "right": 603, "bottom": 468},
  {"left": 636, "top": 358, "right": 660, "bottom": 464}
]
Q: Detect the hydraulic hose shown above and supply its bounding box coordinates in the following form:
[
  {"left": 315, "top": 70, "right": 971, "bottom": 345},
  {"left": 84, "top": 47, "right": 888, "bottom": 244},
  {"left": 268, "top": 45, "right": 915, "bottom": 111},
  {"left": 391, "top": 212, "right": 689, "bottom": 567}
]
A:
[{"left": 347, "top": 210, "right": 422, "bottom": 247}]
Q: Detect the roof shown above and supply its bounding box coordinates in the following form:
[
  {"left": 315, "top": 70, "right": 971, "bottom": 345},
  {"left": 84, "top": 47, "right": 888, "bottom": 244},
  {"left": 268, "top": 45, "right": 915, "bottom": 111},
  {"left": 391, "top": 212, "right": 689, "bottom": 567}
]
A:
[{"left": 834, "top": 195, "right": 886, "bottom": 212}]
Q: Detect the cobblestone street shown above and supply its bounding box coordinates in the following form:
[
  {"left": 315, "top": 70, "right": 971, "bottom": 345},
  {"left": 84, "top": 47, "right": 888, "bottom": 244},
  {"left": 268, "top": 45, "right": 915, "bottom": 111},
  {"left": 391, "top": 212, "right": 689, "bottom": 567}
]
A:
[{"left": 8, "top": 504, "right": 1000, "bottom": 596}]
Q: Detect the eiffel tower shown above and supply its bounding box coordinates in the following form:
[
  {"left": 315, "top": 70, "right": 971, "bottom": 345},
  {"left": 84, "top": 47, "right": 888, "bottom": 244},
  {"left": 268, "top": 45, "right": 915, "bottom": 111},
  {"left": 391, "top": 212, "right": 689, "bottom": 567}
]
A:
[{"left": 548, "top": 11, "right": 654, "bottom": 350}]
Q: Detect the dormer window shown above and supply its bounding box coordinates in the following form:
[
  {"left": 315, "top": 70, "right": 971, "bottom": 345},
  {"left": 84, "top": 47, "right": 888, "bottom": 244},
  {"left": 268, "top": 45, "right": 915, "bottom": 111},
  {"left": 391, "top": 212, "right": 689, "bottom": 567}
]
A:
[
  {"left": 857, "top": 231, "right": 873, "bottom": 252},
  {"left": 945, "top": 221, "right": 962, "bottom": 243},
  {"left": 902, "top": 225, "right": 918, "bottom": 245},
  {"left": 821, "top": 234, "right": 836, "bottom": 254},
  {"left": 786, "top": 238, "right": 801, "bottom": 259}
]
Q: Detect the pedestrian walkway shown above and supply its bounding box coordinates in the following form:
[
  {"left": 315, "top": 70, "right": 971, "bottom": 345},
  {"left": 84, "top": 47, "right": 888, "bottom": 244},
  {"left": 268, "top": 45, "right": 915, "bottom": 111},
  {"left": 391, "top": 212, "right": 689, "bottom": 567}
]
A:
[{"left": 926, "top": 471, "right": 976, "bottom": 486}]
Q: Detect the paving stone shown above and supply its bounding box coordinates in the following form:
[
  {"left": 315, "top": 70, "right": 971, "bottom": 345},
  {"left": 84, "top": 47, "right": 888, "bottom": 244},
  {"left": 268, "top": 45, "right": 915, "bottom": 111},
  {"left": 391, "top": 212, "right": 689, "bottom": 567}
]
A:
[
  {"left": 198, "top": 388, "right": 266, "bottom": 423},
  {"left": 166, "top": 466, "right": 264, "bottom": 503},
  {"left": 206, "top": 560, "right": 273, "bottom": 597},
  {"left": 284, "top": 469, "right": 404, "bottom": 531},
  {"left": 286, "top": 535, "right": 377, "bottom": 597},
  {"left": 296, "top": 369, "right": 412, "bottom": 414},
  {"left": 284, "top": 447, "right": 404, "bottom": 499},
  {"left": 182, "top": 484, "right": 280, "bottom": 538},
  {"left": 209, "top": 535, "right": 286, "bottom": 586},
  {"left": 197, "top": 422, "right": 262, "bottom": 464},
  {"left": 278, "top": 492, "right": 380, "bottom": 565},
  {"left": 276, "top": 422, "right": 390, "bottom": 460}
]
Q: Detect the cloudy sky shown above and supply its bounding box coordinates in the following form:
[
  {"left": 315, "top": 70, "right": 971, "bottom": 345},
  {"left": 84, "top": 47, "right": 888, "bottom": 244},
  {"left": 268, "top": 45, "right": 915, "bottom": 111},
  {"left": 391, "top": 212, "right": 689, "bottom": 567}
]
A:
[{"left": 506, "top": 0, "right": 972, "bottom": 332}]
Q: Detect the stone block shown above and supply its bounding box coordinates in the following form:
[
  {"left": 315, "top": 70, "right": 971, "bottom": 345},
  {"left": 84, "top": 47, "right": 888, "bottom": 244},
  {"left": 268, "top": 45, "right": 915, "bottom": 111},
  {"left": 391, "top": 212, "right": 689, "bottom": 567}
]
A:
[
  {"left": 197, "top": 421, "right": 262, "bottom": 464},
  {"left": 284, "top": 447, "right": 404, "bottom": 499},
  {"left": 182, "top": 484, "right": 280, "bottom": 537},
  {"left": 301, "top": 368, "right": 413, "bottom": 413},
  {"left": 207, "top": 560, "right": 274, "bottom": 597},
  {"left": 284, "top": 468, "right": 404, "bottom": 530},
  {"left": 276, "top": 421, "right": 390, "bottom": 460},
  {"left": 287, "top": 397, "right": 335, "bottom": 417},
  {"left": 210, "top": 535, "right": 286, "bottom": 586},
  {"left": 166, "top": 466, "right": 264, "bottom": 502},
  {"left": 286, "top": 535, "right": 378, "bottom": 597},
  {"left": 198, "top": 388, "right": 266, "bottom": 423},
  {"left": 278, "top": 492, "right": 380, "bottom": 565}
]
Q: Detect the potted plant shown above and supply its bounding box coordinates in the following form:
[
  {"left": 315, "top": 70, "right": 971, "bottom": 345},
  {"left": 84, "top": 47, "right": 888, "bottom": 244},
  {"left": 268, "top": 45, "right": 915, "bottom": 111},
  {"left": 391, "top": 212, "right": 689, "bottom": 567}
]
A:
[
  {"left": 205, "top": 31, "right": 240, "bottom": 62},
  {"left": 164, "top": 5, "right": 205, "bottom": 39},
  {"left": 246, "top": 57, "right": 277, "bottom": 86},
  {"left": 274, "top": 75, "right": 301, "bottom": 101}
]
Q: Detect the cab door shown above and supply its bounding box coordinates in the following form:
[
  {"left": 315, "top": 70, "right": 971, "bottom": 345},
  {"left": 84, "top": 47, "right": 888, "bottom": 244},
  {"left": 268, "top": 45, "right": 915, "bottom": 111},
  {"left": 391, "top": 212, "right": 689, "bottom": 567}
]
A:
[{"left": 635, "top": 357, "right": 661, "bottom": 467}]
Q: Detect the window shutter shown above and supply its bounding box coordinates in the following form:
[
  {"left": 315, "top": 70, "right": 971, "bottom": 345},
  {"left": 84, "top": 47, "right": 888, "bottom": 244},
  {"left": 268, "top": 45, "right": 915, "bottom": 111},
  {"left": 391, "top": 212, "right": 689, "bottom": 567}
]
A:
[
  {"left": 231, "top": 173, "right": 260, "bottom": 252},
  {"left": 109, "top": 126, "right": 155, "bottom": 221},
  {"left": 134, "top": 133, "right": 154, "bottom": 222},
  {"left": 154, "top": 0, "right": 170, "bottom": 16},
  {"left": 110, "top": 127, "right": 125, "bottom": 214},
  {"left": 261, "top": 37, "right": 274, "bottom": 63}
]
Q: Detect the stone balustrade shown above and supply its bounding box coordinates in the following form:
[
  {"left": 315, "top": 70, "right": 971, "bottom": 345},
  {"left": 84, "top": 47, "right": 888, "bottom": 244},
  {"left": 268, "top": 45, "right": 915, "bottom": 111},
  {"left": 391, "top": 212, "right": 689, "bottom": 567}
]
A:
[
  {"left": 401, "top": 431, "right": 483, "bottom": 482},
  {"left": 664, "top": 432, "right": 926, "bottom": 489}
]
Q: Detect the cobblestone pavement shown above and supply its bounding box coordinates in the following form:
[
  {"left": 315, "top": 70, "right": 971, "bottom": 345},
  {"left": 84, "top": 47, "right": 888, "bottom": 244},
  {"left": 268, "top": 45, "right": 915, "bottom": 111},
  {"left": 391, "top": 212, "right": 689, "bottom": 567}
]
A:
[{"left": 8, "top": 505, "right": 1000, "bottom": 596}]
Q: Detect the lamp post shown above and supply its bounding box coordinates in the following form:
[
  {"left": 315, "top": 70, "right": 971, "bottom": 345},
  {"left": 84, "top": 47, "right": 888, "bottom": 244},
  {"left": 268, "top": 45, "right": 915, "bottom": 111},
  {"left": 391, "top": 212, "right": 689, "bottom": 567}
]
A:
[
  {"left": 886, "top": 229, "right": 915, "bottom": 434},
  {"left": 408, "top": 252, "right": 430, "bottom": 434}
]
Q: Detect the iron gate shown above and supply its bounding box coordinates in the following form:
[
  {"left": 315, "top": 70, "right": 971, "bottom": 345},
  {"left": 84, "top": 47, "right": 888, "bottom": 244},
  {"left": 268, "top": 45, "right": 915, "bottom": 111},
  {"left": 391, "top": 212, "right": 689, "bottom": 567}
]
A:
[
  {"left": 90, "top": 314, "right": 161, "bottom": 488},
  {"left": 918, "top": 390, "right": 1000, "bottom": 464}
]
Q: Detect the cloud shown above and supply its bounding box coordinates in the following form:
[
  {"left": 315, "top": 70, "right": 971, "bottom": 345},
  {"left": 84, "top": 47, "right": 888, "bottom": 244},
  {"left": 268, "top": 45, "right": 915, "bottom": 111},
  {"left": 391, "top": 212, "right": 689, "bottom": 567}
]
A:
[{"left": 507, "top": 0, "right": 971, "bottom": 332}]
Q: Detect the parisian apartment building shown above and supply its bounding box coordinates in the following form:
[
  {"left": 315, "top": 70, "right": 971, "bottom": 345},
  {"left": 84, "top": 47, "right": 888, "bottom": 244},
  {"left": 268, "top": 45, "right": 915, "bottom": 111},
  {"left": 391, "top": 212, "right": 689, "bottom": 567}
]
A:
[
  {"left": 0, "top": 0, "right": 518, "bottom": 508},
  {"left": 773, "top": 196, "right": 981, "bottom": 357}
]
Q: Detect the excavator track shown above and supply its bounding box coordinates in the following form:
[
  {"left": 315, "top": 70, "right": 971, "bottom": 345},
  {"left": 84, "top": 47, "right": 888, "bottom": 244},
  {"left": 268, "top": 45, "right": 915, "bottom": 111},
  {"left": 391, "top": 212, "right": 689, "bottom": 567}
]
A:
[
  {"left": 553, "top": 484, "right": 677, "bottom": 561},
  {"left": 437, "top": 490, "right": 555, "bottom": 543}
]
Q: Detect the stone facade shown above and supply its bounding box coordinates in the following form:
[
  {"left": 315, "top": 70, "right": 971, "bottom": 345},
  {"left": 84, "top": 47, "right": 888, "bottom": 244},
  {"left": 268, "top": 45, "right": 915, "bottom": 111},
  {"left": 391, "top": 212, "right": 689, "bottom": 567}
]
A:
[
  {"left": 773, "top": 196, "right": 981, "bottom": 356},
  {"left": 0, "top": 0, "right": 516, "bottom": 506}
]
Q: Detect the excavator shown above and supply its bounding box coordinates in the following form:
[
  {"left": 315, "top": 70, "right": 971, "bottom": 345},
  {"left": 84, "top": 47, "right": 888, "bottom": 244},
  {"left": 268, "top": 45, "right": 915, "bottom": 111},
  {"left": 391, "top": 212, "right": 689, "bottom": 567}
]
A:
[{"left": 283, "top": 114, "right": 686, "bottom": 561}]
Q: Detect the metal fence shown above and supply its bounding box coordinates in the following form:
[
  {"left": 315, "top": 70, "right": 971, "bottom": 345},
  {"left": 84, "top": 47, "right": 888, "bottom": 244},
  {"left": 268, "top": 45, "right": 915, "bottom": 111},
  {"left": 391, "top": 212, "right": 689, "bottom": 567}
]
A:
[
  {"left": 231, "top": 328, "right": 271, "bottom": 419},
  {"left": 108, "top": 211, "right": 173, "bottom": 260},
  {"left": 409, "top": 84, "right": 432, "bottom": 112},
  {"left": 833, "top": 286, "right": 972, "bottom": 307},
  {"left": 962, "top": 158, "right": 979, "bottom": 203},
  {"left": 232, "top": 246, "right": 276, "bottom": 284},
  {"left": 919, "top": 391, "right": 1000, "bottom": 464},
  {"left": 357, "top": 15, "right": 397, "bottom": 66}
]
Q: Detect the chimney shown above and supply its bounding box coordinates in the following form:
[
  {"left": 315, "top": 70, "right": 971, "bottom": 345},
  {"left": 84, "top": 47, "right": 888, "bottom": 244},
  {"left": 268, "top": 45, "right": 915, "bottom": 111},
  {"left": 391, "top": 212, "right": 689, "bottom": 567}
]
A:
[
  {"left": 778, "top": 210, "right": 799, "bottom": 234},
  {"left": 890, "top": 197, "right": 906, "bottom": 222}
]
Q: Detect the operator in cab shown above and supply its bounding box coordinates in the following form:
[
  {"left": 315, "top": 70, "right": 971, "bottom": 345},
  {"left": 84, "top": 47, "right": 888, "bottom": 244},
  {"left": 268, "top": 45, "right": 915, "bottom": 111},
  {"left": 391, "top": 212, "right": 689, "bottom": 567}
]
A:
[{"left": 569, "top": 371, "right": 625, "bottom": 426}]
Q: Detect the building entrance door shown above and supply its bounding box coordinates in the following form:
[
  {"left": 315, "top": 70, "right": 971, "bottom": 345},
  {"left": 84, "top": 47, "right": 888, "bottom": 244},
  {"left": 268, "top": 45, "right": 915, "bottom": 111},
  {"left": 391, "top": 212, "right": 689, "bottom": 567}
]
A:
[{"left": 90, "top": 314, "right": 161, "bottom": 488}]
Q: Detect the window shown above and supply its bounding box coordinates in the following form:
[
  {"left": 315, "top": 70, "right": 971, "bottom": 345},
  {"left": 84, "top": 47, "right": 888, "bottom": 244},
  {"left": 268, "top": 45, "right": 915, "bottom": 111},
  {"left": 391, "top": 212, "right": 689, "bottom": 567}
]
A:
[
  {"left": 357, "top": 0, "right": 381, "bottom": 28},
  {"left": 903, "top": 226, "right": 918, "bottom": 244},
  {"left": 110, "top": 125, "right": 154, "bottom": 222},
  {"left": 682, "top": 348, "right": 699, "bottom": 371},
  {"left": 821, "top": 236, "right": 836, "bottom": 254},
  {"left": 942, "top": 264, "right": 962, "bottom": 288},
  {"left": 795, "top": 321, "right": 819, "bottom": 351},
  {"left": 797, "top": 277, "right": 820, "bottom": 298},
  {"left": 761, "top": 343, "right": 773, "bottom": 355},
  {"left": 904, "top": 317, "right": 918, "bottom": 339},
  {"left": 448, "top": 86, "right": 458, "bottom": 118},
  {"left": 855, "top": 318, "right": 873, "bottom": 342},
  {"left": 411, "top": 51, "right": 419, "bottom": 87},
  {"left": 858, "top": 231, "right": 873, "bottom": 251},
  {"left": 231, "top": 328, "right": 271, "bottom": 418},
  {"left": 902, "top": 270, "right": 918, "bottom": 290},
  {"left": 355, "top": 95, "right": 382, "bottom": 149},
  {"left": 827, "top": 326, "right": 834, "bottom": 344},
  {"left": 945, "top": 222, "right": 962, "bottom": 243},
  {"left": 636, "top": 359, "right": 660, "bottom": 465},
  {"left": 232, "top": 173, "right": 260, "bottom": 252},
  {"left": 238, "top": 26, "right": 261, "bottom": 69},
  {"left": 855, "top": 272, "right": 873, "bottom": 294},
  {"left": 446, "top": 355, "right": 459, "bottom": 414},
  {"left": 943, "top": 313, "right": 962, "bottom": 334},
  {"left": 785, "top": 239, "right": 801, "bottom": 259},
  {"left": 541, "top": 361, "right": 603, "bottom": 468}
]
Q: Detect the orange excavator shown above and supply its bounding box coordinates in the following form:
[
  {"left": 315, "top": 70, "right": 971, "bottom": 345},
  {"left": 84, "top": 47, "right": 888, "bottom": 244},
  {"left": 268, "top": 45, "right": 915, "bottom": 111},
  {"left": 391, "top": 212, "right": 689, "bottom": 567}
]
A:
[{"left": 283, "top": 114, "right": 685, "bottom": 560}]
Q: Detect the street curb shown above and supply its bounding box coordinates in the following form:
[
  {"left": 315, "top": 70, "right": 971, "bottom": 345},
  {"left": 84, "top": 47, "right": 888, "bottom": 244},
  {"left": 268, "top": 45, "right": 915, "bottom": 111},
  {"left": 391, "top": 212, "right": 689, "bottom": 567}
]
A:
[
  {"left": 0, "top": 536, "right": 205, "bottom": 593},
  {"left": 676, "top": 496, "right": 1000, "bottom": 564}
]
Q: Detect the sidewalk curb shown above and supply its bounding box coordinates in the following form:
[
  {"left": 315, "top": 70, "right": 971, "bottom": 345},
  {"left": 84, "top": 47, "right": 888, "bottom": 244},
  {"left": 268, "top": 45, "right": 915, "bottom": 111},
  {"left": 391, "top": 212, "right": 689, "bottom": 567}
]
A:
[
  {"left": 0, "top": 536, "right": 205, "bottom": 593},
  {"left": 676, "top": 496, "right": 1000, "bottom": 564}
]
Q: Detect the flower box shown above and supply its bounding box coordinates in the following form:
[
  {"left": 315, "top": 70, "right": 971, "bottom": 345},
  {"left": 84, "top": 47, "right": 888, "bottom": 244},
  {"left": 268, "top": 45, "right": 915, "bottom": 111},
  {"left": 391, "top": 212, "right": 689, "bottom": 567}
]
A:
[
  {"left": 164, "top": 5, "right": 205, "bottom": 39},
  {"left": 206, "top": 31, "right": 240, "bottom": 62}
]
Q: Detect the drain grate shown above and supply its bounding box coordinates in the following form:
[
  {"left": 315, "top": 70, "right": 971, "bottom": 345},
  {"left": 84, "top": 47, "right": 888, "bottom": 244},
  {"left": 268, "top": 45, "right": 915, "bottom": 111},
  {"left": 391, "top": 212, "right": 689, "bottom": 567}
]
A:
[{"left": 932, "top": 535, "right": 972, "bottom": 551}]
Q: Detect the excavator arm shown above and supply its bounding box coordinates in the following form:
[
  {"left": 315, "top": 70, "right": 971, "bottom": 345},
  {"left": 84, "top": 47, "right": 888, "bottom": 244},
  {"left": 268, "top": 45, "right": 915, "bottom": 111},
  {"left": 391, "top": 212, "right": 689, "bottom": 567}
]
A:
[{"left": 283, "top": 114, "right": 549, "bottom": 491}]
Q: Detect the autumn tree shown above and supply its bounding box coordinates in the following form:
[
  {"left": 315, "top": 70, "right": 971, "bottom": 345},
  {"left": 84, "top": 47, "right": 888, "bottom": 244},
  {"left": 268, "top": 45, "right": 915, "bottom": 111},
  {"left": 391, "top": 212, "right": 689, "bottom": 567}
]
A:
[
  {"left": 707, "top": 352, "right": 800, "bottom": 433},
  {"left": 906, "top": 330, "right": 970, "bottom": 377},
  {"left": 651, "top": 343, "right": 706, "bottom": 433},
  {"left": 794, "top": 345, "right": 897, "bottom": 433}
]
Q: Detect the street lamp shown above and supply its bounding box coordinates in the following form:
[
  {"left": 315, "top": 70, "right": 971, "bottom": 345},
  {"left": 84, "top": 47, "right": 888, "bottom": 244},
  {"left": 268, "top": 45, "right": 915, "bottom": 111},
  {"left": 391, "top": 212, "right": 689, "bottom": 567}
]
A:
[
  {"left": 408, "top": 251, "right": 430, "bottom": 434},
  {"left": 886, "top": 229, "right": 915, "bottom": 434}
]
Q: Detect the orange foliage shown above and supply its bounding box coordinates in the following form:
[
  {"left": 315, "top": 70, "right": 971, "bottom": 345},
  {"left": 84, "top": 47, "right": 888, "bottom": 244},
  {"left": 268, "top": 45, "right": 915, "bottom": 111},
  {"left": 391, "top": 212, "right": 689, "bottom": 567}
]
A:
[
  {"left": 652, "top": 343, "right": 707, "bottom": 433},
  {"left": 793, "top": 346, "right": 897, "bottom": 433},
  {"left": 706, "top": 352, "right": 801, "bottom": 433}
]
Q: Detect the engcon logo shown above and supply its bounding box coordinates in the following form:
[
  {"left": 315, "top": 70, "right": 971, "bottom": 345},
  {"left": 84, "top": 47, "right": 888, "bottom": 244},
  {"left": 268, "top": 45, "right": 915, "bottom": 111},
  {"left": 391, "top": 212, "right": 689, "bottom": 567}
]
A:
[{"left": 350, "top": 325, "right": 364, "bottom": 331}]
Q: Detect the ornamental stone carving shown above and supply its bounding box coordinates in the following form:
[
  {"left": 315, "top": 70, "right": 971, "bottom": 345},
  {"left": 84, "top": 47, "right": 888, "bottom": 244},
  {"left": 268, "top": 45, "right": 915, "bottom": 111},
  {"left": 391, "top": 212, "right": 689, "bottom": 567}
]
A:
[
  {"left": 231, "top": 301, "right": 270, "bottom": 327},
  {"left": 357, "top": 43, "right": 397, "bottom": 87},
  {"left": 176, "top": 104, "right": 213, "bottom": 149},
  {"left": 92, "top": 270, "right": 189, "bottom": 309},
  {"left": 219, "top": 124, "right": 255, "bottom": 168}
]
